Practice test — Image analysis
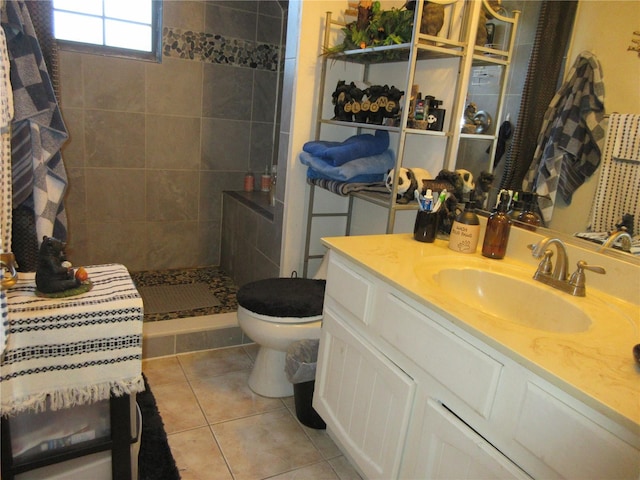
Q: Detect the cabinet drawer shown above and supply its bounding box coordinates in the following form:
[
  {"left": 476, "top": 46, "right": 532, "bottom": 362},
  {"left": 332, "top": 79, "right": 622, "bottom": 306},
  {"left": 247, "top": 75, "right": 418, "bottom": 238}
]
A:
[
  {"left": 325, "top": 255, "right": 374, "bottom": 324},
  {"left": 372, "top": 291, "right": 502, "bottom": 418},
  {"left": 513, "top": 382, "right": 640, "bottom": 479}
]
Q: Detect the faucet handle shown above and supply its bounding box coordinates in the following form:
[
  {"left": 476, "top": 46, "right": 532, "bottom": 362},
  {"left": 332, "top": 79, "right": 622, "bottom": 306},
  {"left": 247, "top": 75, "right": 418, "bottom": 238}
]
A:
[
  {"left": 568, "top": 260, "right": 606, "bottom": 296},
  {"left": 536, "top": 250, "right": 553, "bottom": 276}
]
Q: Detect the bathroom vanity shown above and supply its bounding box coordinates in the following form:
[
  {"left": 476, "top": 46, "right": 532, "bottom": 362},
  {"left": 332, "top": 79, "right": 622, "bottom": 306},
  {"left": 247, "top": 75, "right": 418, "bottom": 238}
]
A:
[{"left": 313, "top": 233, "right": 639, "bottom": 479}]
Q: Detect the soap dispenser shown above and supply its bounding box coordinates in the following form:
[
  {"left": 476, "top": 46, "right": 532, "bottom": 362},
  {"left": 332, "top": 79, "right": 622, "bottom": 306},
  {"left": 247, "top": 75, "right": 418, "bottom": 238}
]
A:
[
  {"left": 516, "top": 192, "right": 542, "bottom": 230},
  {"left": 482, "top": 190, "right": 511, "bottom": 259},
  {"left": 507, "top": 191, "right": 523, "bottom": 220},
  {"left": 448, "top": 201, "right": 480, "bottom": 254}
]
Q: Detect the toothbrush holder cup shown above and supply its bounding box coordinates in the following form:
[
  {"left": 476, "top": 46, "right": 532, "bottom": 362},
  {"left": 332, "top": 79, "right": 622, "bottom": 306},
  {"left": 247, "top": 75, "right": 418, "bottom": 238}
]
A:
[{"left": 414, "top": 210, "right": 440, "bottom": 243}]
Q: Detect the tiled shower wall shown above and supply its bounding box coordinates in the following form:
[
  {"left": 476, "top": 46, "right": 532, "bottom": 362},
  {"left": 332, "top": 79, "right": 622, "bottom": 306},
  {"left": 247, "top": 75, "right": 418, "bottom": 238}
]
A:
[{"left": 59, "top": 1, "right": 286, "bottom": 272}]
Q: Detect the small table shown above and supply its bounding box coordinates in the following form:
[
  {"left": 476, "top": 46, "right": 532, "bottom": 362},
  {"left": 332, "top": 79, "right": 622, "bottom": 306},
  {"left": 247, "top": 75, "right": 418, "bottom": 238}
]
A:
[{"left": 0, "top": 264, "right": 144, "bottom": 480}]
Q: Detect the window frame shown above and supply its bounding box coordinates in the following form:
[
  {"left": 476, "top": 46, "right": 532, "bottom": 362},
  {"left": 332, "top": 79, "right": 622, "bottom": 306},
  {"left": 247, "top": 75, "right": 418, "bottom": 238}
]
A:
[{"left": 54, "top": 0, "right": 163, "bottom": 63}]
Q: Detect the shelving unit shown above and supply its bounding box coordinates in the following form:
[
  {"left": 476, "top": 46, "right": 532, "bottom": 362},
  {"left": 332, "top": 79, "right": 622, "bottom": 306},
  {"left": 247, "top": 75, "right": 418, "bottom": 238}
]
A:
[
  {"left": 1, "top": 394, "right": 136, "bottom": 480},
  {"left": 303, "top": 0, "right": 519, "bottom": 277}
]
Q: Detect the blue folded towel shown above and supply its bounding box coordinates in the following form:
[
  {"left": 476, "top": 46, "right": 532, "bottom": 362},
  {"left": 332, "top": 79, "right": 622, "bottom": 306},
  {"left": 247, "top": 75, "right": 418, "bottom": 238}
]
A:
[
  {"left": 306, "top": 167, "right": 386, "bottom": 184},
  {"left": 303, "top": 130, "right": 389, "bottom": 166},
  {"left": 300, "top": 149, "right": 395, "bottom": 182}
]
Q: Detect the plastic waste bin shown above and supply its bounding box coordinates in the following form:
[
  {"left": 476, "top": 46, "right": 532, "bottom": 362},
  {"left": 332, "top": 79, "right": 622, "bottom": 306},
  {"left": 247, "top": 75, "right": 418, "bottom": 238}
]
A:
[{"left": 285, "top": 339, "right": 326, "bottom": 429}]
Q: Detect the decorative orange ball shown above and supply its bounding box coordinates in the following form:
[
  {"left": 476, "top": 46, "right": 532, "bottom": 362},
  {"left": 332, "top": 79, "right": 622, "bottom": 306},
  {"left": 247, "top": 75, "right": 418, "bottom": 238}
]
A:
[{"left": 75, "top": 267, "right": 88, "bottom": 282}]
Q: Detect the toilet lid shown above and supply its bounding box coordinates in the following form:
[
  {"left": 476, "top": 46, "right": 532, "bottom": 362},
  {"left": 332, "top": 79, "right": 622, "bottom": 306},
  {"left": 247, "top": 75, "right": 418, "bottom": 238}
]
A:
[{"left": 237, "top": 278, "right": 325, "bottom": 318}]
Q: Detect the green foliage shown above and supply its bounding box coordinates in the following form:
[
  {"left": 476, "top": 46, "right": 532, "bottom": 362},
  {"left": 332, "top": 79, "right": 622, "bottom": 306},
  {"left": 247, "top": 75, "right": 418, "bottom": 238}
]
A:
[{"left": 325, "top": 5, "right": 414, "bottom": 55}]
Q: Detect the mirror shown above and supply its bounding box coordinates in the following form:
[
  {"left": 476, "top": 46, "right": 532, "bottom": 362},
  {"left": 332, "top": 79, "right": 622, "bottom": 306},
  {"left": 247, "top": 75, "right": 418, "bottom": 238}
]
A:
[{"left": 465, "top": 0, "right": 639, "bottom": 260}]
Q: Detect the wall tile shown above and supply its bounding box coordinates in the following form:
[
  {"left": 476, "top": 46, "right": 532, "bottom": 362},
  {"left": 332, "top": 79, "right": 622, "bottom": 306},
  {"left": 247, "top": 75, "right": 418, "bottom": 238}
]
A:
[
  {"left": 175, "top": 326, "right": 244, "bottom": 353},
  {"left": 213, "top": 1, "right": 258, "bottom": 13},
  {"left": 147, "top": 115, "right": 201, "bottom": 170},
  {"left": 163, "top": 0, "right": 205, "bottom": 31},
  {"left": 199, "top": 171, "right": 244, "bottom": 221},
  {"left": 66, "top": 221, "right": 89, "bottom": 266},
  {"left": 146, "top": 58, "right": 203, "bottom": 116},
  {"left": 143, "top": 335, "right": 176, "bottom": 359},
  {"left": 84, "top": 110, "right": 145, "bottom": 168},
  {"left": 258, "top": 2, "right": 285, "bottom": 18},
  {"left": 146, "top": 221, "right": 199, "bottom": 268},
  {"left": 252, "top": 69, "right": 278, "bottom": 122},
  {"left": 146, "top": 170, "right": 200, "bottom": 222},
  {"left": 236, "top": 203, "right": 259, "bottom": 249},
  {"left": 201, "top": 117, "right": 251, "bottom": 171},
  {"left": 205, "top": 3, "right": 257, "bottom": 40},
  {"left": 85, "top": 169, "right": 146, "bottom": 222},
  {"left": 257, "top": 12, "right": 283, "bottom": 45},
  {"left": 275, "top": 131, "right": 288, "bottom": 203},
  {"left": 55, "top": 2, "right": 285, "bottom": 273},
  {"left": 197, "top": 220, "right": 221, "bottom": 266},
  {"left": 202, "top": 63, "right": 254, "bottom": 119},
  {"left": 65, "top": 167, "right": 87, "bottom": 226},
  {"left": 256, "top": 211, "right": 281, "bottom": 265},
  {"left": 220, "top": 198, "right": 236, "bottom": 273},
  {"left": 249, "top": 121, "right": 275, "bottom": 174},
  {"left": 86, "top": 221, "right": 148, "bottom": 270},
  {"left": 59, "top": 51, "right": 83, "bottom": 108},
  {"left": 82, "top": 55, "right": 145, "bottom": 112},
  {"left": 60, "top": 107, "right": 84, "bottom": 168}
]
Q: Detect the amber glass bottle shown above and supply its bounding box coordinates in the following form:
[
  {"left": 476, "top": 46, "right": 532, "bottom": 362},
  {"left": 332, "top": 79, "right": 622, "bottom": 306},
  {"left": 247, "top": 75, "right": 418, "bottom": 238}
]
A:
[
  {"left": 516, "top": 192, "right": 542, "bottom": 230},
  {"left": 482, "top": 194, "right": 511, "bottom": 259}
]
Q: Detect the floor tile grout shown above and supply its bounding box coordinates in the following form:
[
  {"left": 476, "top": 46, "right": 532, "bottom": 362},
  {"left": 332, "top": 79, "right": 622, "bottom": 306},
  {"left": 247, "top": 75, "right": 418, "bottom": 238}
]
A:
[{"left": 144, "top": 345, "right": 362, "bottom": 479}]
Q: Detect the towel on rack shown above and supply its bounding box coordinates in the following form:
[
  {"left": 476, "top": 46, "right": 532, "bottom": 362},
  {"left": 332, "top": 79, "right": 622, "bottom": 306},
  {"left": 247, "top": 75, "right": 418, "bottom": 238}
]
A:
[
  {"left": 303, "top": 130, "right": 389, "bottom": 166},
  {"left": 300, "top": 149, "right": 395, "bottom": 182},
  {"left": 588, "top": 113, "right": 640, "bottom": 235},
  {"left": 306, "top": 166, "right": 386, "bottom": 184},
  {"left": 611, "top": 114, "right": 640, "bottom": 163},
  {"left": 3, "top": 0, "right": 69, "bottom": 242},
  {"left": 306, "top": 176, "right": 389, "bottom": 196},
  {"left": 523, "top": 51, "right": 606, "bottom": 223}
]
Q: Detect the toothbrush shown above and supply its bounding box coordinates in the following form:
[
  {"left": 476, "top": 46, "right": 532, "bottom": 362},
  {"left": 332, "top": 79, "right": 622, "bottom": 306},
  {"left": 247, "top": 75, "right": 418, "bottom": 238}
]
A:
[
  {"left": 414, "top": 190, "right": 424, "bottom": 210},
  {"left": 432, "top": 189, "right": 447, "bottom": 213}
]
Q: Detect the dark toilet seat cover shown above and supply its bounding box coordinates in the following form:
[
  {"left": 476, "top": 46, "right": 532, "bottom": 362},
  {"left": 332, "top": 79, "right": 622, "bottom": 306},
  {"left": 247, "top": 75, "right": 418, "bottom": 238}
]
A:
[{"left": 237, "top": 278, "right": 326, "bottom": 317}]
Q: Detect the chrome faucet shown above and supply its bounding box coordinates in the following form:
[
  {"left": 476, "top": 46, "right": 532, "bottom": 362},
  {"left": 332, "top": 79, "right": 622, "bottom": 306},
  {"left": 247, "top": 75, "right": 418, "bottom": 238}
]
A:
[
  {"left": 529, "top": 237, "right": 605, "bottom": 296},
  {"left": 598, "top": 227, "right": 633, "bottom": 252}
]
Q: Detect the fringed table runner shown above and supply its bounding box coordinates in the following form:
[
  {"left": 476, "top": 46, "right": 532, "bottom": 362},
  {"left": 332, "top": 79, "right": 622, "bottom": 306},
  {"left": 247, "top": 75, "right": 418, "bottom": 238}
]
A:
[{"left": 1, "top": 264, "right": 144, "bottom": 416}]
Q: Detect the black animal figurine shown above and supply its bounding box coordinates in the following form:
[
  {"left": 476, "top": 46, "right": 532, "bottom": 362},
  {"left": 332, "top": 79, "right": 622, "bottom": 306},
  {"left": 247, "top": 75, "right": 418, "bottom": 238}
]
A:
[
  {"left": 383, "top": 86, "right": 404, "bottom": 122},
  {"left": 332, "top": 80, "right": 353, "bottom": 122},
  {"left": 350, "top": 84, "right": 369, "bottom": 124},
  {"left": 36, "top": 236, "right": 80, "bottom": 293}
]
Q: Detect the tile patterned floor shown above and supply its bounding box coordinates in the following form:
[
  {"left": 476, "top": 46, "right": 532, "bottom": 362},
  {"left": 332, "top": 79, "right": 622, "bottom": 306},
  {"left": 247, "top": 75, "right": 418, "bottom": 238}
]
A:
[
  {"left": 142, "top": 345, "right": 362, "bottom": 480},
  {"left": 131, "top": 267, "right": 238, "bottom": 322}
]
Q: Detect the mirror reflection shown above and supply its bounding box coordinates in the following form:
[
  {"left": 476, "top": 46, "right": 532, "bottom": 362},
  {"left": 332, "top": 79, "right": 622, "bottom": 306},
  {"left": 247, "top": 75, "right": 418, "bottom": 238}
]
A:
[{"left": 457, "top": 0, "right": 639, "bottom": 258}]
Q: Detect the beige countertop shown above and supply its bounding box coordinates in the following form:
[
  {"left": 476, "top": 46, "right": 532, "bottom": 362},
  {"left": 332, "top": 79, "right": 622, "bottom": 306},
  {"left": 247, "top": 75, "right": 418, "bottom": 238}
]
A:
[{"left": 322, "top": 233, "right": 640, "bottom": 434}]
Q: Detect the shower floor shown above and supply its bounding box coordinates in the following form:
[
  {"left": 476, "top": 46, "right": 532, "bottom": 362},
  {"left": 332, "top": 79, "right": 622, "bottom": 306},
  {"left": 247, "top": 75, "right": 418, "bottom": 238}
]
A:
[{"left": 130, "top": 266, "right": 238, "bottom": 322}]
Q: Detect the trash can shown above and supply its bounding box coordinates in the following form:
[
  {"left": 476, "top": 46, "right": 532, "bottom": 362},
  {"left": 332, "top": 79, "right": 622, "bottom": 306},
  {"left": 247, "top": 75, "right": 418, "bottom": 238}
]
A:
[{"left": 285, "top": 339, "right": 326, "bottom": 429}]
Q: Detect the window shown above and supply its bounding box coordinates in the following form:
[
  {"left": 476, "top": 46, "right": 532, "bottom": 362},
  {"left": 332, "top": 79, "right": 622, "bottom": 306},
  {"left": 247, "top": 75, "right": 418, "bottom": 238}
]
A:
[{"left": 53, "top": 0, "right": 162, "bottom": 61}]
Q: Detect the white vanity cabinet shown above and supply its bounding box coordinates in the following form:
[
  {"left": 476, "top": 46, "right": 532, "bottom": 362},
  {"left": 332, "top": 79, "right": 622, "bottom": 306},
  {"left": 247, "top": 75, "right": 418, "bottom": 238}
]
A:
[
  {"left": 314, "top": 256, "right": 416, "bottom": 479},
  {"left": 314, "top": 250, "right": 640, "bottom": 479}
]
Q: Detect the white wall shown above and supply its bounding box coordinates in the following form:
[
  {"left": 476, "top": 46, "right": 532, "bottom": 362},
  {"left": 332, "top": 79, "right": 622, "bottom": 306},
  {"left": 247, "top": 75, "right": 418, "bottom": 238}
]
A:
[{"left": 280, "top": 1, "right": 350, "bottom": 277}]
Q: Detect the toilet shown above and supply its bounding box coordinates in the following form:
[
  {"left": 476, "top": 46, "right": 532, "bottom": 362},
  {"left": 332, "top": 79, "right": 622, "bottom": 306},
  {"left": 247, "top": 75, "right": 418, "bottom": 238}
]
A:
[{"left": 237, "top": 259, "right": 327, "bottom": 398}]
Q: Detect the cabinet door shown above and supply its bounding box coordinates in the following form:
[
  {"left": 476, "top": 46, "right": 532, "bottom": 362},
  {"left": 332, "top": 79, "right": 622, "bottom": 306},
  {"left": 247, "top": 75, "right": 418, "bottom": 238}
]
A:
[
  {"left": 314, "top": 308, "right": 415, "bottom": 480},
  {"left": 408, "top": 398, "right": 531, "bottom": 480}
]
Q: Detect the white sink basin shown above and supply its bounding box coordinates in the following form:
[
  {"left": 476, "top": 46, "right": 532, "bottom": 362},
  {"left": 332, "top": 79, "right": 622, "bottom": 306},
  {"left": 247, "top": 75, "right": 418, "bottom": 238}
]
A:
[{"left": 432, "top": 267, "right": 592, "bottom": 333}]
